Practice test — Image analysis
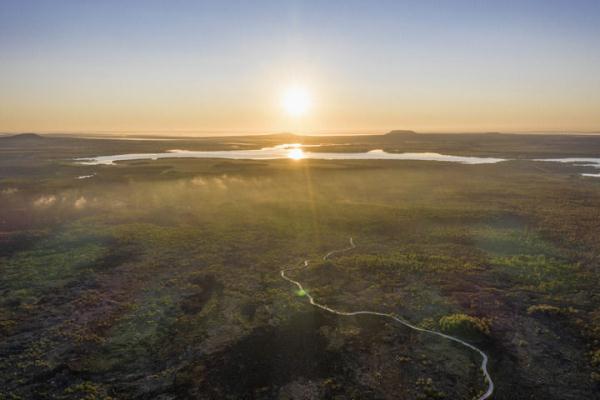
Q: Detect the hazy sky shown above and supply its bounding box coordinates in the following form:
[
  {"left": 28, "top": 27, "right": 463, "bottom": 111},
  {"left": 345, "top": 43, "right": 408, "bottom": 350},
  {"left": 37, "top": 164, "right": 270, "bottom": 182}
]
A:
[{"left": 1, "top": 0, "right": 599, "bottom": 135}]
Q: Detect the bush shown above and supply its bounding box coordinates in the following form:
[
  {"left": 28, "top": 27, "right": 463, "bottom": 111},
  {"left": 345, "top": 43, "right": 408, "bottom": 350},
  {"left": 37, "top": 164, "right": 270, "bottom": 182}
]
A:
[
  {"left": 439, "top": 314, "right": 491, "bottom": 338},
  {"left": 527, "top": 304, "right": 575, "bottom": 316}
]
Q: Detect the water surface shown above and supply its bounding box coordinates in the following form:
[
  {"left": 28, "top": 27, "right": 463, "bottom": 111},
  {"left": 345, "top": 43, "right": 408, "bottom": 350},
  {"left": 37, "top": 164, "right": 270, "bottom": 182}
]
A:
[
  {"left": 75, "top": 144, "right": 600, "bottom": 178},
  {"left": 77, "top": 144, "right": 506, "bottom": 165},
  {"left": 535, "top": 157, "right": 600, "bottom": 177}
]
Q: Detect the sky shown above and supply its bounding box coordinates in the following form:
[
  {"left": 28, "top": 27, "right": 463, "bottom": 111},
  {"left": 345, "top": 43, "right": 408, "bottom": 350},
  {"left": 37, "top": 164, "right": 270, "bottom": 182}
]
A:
[{"left": 1, "top": 0, "right": 599, "bottom": 135}]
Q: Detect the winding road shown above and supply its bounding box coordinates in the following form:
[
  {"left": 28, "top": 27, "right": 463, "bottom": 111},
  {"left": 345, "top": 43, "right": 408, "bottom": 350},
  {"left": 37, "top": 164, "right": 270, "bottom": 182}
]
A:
[{"left": 280, "top": 237, "right": 494, "bottom": 400}]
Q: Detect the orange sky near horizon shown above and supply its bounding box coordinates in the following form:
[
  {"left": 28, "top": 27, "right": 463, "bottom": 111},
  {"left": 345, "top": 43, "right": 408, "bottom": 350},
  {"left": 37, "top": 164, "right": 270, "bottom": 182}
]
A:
[{"left": 1, "top": 1, "right": 599, "bottom": 135}]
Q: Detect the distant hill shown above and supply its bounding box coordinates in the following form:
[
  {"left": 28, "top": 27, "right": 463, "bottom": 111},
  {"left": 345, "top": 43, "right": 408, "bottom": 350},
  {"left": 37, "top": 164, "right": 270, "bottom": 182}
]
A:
[
  {"left": 385, "top": 130, "right": 417, "bottom": 136},
  {"left": 1, "top": 133, "right": 46, "bottom": 141}
]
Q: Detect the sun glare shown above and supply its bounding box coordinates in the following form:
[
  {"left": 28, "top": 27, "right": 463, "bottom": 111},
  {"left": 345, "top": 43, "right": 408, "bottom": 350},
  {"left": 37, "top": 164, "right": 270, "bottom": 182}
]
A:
[
  {"left": 282, "top": 86, "right": 311, "bottom": 117},
  {"left": 287, "top": 148, "right": 305, "bottom": 160}
]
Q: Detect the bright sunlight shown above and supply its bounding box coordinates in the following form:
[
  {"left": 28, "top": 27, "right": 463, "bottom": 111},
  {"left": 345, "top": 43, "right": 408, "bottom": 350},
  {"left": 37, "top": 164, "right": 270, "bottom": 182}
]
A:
[
  {"left": 287, "top": 148, "right": 305, "bottom": 160},
  {"left": 282, "top": 86, "right": 311, "bottom": 117}
]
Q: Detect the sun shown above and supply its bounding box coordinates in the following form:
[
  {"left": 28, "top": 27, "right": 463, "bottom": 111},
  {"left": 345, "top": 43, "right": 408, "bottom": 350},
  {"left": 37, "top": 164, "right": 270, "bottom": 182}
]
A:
[
  {"left": 282, "top": 86, "right": 311, "bottom": 117},
  {"left": 287, "top": 148, "right": 305, "bottom": 160}
]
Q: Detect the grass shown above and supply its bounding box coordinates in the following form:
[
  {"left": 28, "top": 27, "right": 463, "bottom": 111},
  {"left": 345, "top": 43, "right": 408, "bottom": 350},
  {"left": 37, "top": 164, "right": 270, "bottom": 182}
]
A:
[{"left": 1, "top": 136, "right": 600, "bottom": 399}]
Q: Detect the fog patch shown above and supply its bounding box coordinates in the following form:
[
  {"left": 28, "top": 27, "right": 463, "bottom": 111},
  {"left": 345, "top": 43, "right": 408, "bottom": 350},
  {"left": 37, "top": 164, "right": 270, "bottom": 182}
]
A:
[
  {"left": 34, "top": 195, "right": 57, "bottom": 207},
  {"left": 109, "top": 200, "right": 127, "bottom": 209},
  {"left": 190, "top": 175, "right": 248, "bottom": 190},
  {"left": 213, "top": 177, "right": 228, "bottom": 190},
  {"left": 220, "top": 174, "right": 243, "bottom": 184},
  {"left": 1, "top": 187, "right": 18, "bottom": 195},
  {"left": 74, "top": 196, "right": 88, "bottom": 209},
  {"left": 191, "top": 177, "right": 208, "bottom": 186}
]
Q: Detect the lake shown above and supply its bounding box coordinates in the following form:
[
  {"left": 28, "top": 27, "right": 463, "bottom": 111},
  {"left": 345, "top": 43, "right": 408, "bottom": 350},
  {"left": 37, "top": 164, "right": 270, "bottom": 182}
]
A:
[{"left": 76, "top": 144, "right": 507, "bottom": 165}]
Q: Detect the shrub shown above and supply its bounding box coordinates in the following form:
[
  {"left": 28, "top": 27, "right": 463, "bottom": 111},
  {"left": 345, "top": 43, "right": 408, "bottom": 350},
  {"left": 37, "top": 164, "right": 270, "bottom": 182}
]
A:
[
  {"left": 527, "top": 304, "right": 575, "bottom": 316},
  {"left": 439, "top": 314, "right": 491, "bottom": 338}
]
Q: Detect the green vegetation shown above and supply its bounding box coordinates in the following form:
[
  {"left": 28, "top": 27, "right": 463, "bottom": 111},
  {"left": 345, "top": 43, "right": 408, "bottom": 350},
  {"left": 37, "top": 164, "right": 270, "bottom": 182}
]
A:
[
  {"left": 439, "top": 314, "right": 491, "bottom": 339},
  {"left": 527, "top": 304, "right": 575, "bottom": 316},
  {"left": 1, "top": 134, "right": 599, "bottom": 399}
]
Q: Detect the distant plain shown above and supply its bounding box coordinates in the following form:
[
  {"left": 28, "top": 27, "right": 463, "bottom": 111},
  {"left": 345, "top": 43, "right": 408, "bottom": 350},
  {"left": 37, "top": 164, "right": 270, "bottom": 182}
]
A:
[{"left": 1, "top": 132, "right": 599, "bottom": 399}]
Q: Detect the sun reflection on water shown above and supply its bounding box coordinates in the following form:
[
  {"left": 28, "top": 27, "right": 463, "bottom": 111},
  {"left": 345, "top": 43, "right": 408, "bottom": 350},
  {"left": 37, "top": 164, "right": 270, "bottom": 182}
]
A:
[{"left": 287, "top": 148, "right": 305, "bottom": 160}]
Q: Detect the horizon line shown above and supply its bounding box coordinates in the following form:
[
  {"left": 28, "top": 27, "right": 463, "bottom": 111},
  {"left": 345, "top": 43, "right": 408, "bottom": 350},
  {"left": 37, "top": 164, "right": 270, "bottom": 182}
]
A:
[{"left": 2, "top": 129, "right": 600, "bottom": 138}]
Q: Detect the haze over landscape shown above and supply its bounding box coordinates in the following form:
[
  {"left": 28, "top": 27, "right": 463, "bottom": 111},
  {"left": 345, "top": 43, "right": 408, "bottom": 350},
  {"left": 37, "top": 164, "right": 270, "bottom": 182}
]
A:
[{"left": 1, "top": 2, "right": 600, "bottom": 400}]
